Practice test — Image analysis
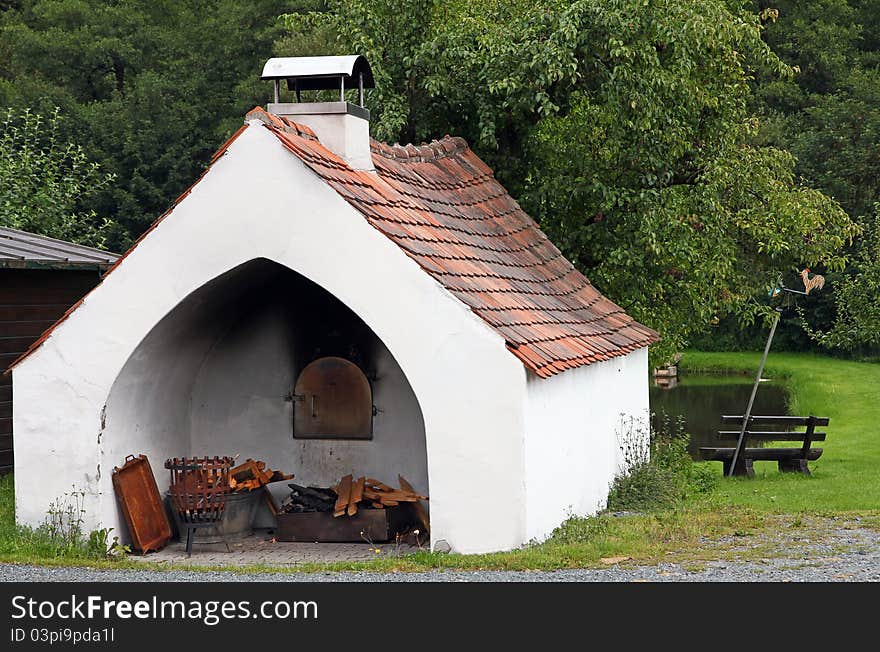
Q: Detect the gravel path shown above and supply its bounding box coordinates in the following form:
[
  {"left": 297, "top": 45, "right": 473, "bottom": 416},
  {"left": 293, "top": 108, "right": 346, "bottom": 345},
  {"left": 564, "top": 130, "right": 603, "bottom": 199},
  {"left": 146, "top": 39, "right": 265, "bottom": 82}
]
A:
[{"left": 3, "top": 516, "right": 878, "bottom": 582}]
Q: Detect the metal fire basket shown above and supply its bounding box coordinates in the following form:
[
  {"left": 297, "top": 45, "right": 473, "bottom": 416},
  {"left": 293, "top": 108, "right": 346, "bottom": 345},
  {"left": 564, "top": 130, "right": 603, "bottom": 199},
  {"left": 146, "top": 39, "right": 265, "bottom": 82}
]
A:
[{"left": 165, "top": 456, "right": 234, "bottom": 557}]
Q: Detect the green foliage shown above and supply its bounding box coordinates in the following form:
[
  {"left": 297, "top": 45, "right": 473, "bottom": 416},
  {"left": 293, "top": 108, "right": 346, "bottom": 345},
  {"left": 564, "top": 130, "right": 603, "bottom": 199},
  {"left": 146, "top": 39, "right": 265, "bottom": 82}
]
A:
[
  {"left": 800, "top": 208, "right": 880, "bottom": 349},
  {"left": 0, "top": 475, "right": 124, "bottom": 560},
  {"left": 0, "top": 0, "right": 297, "bottom": 250},
  {"left": 0, "top": 1, "right": 867, "bottom": 360},
  {"left": 279, "top": 0, "right": 859, "bottom": 365},
  {"left": 0, "top": 106, "right": 113, "bottom": 246},
  {"left": 747, "top": 1, "right": 880, "bottom": 352},
  {"left": 281, "top": 0, "right": 437, "bottom": 145},
  {"left": 606, "top": 414, "right": 717, "bottom": 512}
]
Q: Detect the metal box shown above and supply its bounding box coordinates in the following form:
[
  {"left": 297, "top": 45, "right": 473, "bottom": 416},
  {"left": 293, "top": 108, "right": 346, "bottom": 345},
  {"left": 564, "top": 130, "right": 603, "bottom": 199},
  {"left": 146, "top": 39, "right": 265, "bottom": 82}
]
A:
[{"left": 275, "top": 507, "right": 411, "bottom": 543}]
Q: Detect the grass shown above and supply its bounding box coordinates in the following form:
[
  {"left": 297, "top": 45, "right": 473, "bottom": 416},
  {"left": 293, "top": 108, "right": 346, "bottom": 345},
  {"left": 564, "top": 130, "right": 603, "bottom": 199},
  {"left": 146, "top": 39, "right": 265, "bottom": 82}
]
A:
[
  {"left": 0, "top": 491, "right": 778, "bottom": 573},
  {"left": 0, "top": 474, "right": 120, "bottom": 564},
  {"left": 679, "top": 351, "right": 880, "bottom": 512},
  {"left": 0, "top": 351, "right": 877, "bottom": 574}
]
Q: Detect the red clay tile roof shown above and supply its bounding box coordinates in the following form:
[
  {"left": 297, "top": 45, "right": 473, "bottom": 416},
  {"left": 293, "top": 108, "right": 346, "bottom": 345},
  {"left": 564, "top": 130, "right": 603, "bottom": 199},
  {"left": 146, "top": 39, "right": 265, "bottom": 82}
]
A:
[
  {"left": 248, "top": 107, "right": 658, "bottom": 377},
  {"left": 7, "top": 108, "right": 657, "bottom": 377}
]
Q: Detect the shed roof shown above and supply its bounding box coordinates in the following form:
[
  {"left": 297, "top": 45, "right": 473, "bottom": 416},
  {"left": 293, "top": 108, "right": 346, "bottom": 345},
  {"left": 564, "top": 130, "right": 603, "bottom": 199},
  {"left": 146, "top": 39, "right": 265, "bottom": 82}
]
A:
[
  {"left": 0, "top": 227, "right": 118, "bottom": 270},
  {"left": 250, "top": 108, "right": 658, "bottom": 377}
]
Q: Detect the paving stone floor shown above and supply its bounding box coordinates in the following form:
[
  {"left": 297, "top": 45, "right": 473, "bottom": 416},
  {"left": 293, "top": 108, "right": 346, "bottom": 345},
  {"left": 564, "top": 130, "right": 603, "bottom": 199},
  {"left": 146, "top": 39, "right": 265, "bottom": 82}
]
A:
[{"left": 132, "top": 529, "right": 420, "bottom": 566}]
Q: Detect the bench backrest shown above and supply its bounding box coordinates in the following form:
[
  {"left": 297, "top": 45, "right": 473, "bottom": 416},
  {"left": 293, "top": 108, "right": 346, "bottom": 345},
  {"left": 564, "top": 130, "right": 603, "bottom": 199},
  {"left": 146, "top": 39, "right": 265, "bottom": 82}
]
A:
[
  {"left": 721, "top": 415, "right": 830, "bottom": 427},
  {"left": 720, "top": 415, "right": 829, "bottom": 456}
]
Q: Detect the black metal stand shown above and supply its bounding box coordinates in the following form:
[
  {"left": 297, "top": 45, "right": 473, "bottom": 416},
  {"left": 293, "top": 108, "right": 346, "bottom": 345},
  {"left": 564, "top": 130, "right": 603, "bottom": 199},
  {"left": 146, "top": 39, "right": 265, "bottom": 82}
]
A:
[
  {"left": 183, "top": 522, "right": 231, "bottom": 558},
  {"left": 728, "top": 308, "right": 782, "bottom": 477}
]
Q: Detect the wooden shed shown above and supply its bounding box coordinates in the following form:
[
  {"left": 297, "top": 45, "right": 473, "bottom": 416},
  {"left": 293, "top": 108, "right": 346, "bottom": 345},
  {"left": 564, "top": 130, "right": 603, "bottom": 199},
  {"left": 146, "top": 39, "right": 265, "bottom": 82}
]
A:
[{"left": 0, "top": 227, "right": 118, "bottom": 474}]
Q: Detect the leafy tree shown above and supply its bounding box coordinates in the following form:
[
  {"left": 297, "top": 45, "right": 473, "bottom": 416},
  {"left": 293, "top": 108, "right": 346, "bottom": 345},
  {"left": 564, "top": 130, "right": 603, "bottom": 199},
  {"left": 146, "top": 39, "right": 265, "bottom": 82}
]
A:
[
  {"left": 282, "top": 0, "right": 859, "bottom": 363},
  {"left": 748, "top": 0, "right": 880, "bottom": 352},
  {"left": 0, "top": 106, "right": 113, "bottom": 246},
  {"left": 0, "top": 0, "right": 296, "bottom": 250},
  {"left": 800, "top": 206, "right": 880, "bottom": 351}
]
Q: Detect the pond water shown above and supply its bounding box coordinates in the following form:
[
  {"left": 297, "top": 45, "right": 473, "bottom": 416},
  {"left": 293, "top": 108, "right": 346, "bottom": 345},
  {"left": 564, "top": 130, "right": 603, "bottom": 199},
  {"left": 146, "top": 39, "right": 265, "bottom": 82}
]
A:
[{"left": 649, "top": 374, "right": 790, "bottom": 459}]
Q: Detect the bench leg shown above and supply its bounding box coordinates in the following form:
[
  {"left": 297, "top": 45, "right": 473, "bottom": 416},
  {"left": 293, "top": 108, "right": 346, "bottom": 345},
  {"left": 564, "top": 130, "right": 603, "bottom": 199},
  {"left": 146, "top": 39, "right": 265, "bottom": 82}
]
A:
[
  {"left": 778, "top": 459, "right": 811, "bottom": 475},
  {"left": 723, "top": 458, "right": 754, "bottom": 478}
]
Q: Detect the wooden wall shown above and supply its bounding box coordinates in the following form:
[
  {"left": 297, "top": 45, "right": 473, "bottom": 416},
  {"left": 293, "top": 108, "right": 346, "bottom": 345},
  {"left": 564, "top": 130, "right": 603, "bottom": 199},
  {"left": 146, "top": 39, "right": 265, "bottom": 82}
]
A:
[{"left": 1, "top": 269, "right": 103, "bottom": 475}]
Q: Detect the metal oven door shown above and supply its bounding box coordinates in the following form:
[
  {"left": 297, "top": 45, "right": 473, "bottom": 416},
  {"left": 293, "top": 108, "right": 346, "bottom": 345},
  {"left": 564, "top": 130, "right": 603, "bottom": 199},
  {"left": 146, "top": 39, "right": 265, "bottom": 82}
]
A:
[{"left": 293, "top": 356, "right": 372, "bottom": 439}]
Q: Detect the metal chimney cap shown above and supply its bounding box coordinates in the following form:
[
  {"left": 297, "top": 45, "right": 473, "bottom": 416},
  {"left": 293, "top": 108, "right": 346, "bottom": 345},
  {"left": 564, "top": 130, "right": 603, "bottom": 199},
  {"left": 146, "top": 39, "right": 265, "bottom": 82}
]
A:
[{"left": 260, "top": 55, "right": 375, "bottom": 91}]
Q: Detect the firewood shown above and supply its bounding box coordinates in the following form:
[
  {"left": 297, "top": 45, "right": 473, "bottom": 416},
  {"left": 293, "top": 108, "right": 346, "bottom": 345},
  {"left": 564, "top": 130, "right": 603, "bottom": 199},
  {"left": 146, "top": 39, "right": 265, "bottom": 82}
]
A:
[
  {"left": 230, "top": 460, "right": 258, "bottom": 483},
  {"left": 399, "top": 475, "right": 430, "bottom": 533},
  {"left": 347, "top": 476, "right": 365, "bottom": 516},
  {"left": 362, "top": 488, "right": 382, "bottom": 502},
  {"left": 372, "top": 491, "right": 425, "bottom": 502},
  {"left": 262, "top": 487, "right": 278, "bottom": 516},
  {"left": 334, "top": 474, "right": 353, "bottom": 517},
  {"left": 365, "top": 478, "right": 396, "bottom": 492},
  {"left": 255, "top": 465, "right": 273, "bottom": 485}
]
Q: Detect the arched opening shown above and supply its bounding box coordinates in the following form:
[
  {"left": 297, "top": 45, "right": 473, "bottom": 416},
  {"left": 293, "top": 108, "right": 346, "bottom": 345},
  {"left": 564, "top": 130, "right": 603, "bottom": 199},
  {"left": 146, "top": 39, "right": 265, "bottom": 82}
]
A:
[{"left": 104, "top": 257, "right": 427, "bottom": 535}]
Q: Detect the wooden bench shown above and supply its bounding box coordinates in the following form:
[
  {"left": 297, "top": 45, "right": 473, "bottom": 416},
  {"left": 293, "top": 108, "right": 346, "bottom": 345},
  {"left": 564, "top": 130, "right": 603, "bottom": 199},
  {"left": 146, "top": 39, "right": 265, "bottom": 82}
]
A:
[{"left": 699, "top": 415, "right": 829, "bottom": 477}]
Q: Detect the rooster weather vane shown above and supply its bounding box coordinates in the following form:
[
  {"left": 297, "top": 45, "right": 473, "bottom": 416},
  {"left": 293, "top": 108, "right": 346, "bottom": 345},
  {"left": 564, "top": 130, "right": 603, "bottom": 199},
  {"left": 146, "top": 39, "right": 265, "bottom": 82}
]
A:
[
  {"left": 730, "top": 265, "right": 826, "bottom": 477},
  {"left": 769, "top": 267, "right": 825, "bottom": 298}
]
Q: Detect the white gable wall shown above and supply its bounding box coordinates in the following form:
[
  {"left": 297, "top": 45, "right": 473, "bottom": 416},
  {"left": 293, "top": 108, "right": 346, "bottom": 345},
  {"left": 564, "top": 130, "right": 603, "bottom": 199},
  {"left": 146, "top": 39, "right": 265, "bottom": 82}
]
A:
[
  {"left": 523, "top": 346, "right": 649, "bottom": 542},
  {"left": 14, "top": 121, "right": 527, "bottom": 554}
]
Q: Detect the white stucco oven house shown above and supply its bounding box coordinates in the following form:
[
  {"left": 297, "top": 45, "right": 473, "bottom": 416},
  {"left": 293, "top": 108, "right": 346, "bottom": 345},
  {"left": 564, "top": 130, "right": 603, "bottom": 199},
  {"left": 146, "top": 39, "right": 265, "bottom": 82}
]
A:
[{"left": 8, "top": 56, "right": 657, "bottom": 554}]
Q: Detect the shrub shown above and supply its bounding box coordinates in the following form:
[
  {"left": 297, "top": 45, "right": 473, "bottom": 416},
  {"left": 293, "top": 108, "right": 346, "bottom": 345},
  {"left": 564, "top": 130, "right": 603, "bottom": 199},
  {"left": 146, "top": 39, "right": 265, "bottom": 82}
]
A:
[{"left": 606, "top": 414, "right": 717, "bottom": 512}]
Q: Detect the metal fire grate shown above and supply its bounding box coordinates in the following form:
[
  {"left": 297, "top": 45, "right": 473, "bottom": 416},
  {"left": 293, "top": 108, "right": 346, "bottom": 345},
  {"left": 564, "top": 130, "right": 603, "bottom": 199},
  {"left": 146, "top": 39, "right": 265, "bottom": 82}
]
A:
[{"left": 165, "top": 456, "right": 234, "bottom": 556}]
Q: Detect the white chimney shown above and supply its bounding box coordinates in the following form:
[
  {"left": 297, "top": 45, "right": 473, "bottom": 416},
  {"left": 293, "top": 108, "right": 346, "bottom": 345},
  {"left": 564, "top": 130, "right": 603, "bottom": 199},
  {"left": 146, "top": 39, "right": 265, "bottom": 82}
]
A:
[{"left": 261, "top": 55, "right": 375, "bottom": 171}]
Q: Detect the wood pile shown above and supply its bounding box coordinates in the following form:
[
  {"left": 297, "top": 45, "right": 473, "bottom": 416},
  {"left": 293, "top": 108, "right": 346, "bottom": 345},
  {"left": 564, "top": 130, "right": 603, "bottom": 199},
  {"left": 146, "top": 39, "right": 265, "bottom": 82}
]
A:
[
  {"left": 281, "top": 474, "right": 429, "bottom": 531},
  {"left": 228, "top": 458, "right": 294, "bottom": 519},
  {"left": 228, "top": 458, "right": 293, "bottom": 492},
  {"left": 333, "top": 475, "right": 427, "bottom": 516}
]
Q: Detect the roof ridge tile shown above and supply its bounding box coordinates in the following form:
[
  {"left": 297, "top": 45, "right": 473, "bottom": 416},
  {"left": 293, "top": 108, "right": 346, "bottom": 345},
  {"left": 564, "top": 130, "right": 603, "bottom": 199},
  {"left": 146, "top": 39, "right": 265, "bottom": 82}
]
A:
[{"left": 370, "top": 136, "right": 469, "bottom": 162}]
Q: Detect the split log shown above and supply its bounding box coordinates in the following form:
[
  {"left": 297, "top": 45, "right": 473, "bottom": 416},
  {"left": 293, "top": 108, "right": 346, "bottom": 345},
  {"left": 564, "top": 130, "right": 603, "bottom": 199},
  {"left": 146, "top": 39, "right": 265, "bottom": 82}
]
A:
[
  {"left": 362, "top": 488, "right": 383, "bottom": 502},
  {"left": 334, "top": 474, "right": 353, "bottom": 517},
  {"left": 399, "top": 475, "right": 429, "bottom": 534},
  {"left": 365, "top": 478, "right": 396, "bottom": 492},
  {"left": 347, "top": 476, "right": 365, "bottom": 516}
]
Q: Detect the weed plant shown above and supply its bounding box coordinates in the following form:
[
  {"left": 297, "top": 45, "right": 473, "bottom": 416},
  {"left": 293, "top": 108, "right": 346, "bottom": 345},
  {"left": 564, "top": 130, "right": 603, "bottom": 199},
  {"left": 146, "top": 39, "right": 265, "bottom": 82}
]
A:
[{"left": 606, "top": 413, "right": 717, "bottom": 512}]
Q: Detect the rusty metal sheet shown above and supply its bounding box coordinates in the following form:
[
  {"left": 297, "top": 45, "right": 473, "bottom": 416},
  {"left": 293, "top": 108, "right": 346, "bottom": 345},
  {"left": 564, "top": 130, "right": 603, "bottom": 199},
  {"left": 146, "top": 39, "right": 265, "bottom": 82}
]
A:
[
  {"left": 293, "top": 356, "right": 372, "bottom": 439},
  {"left": 111, "top": 454, "right": 172, "bottom": 553}
]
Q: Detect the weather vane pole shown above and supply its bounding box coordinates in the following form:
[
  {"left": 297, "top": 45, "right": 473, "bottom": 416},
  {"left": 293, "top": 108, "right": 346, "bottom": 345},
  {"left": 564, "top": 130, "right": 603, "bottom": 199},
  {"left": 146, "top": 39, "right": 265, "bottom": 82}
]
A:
[{"left": 727, "top": 268, "right": 825, "bottom": 477}]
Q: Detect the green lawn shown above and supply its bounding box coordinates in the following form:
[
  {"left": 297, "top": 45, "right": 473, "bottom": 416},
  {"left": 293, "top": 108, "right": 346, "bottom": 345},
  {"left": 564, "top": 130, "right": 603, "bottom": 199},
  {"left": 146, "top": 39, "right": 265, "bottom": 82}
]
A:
[{"left": 679, "top": 351, "right": 880, "bottom": 512}]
